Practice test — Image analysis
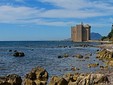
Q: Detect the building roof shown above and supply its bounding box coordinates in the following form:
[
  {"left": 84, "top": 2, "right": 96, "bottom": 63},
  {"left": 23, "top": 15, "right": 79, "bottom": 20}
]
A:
[{"left": 84, "top": 24, "right": 91, "bottom": 28}]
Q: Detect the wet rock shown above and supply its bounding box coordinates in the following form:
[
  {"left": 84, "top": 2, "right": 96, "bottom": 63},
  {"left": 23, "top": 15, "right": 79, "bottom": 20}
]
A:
[
  {"left": 71, "top": 67, "right": 80, "bottom": 71},
  {"left": 58, "top": 56, "right": 63, "bottom": 58},
  {"left": 13, "top": 52, "right": 25, "bottom": 57},
  {"left": 24, "top": 66, "right": 48, "bottom": 85},
  {"left": 0, "top": 74, "right": 22, "bottom": 85},
  {"left": 9, "top": 50, "right": 12, "bottom": 52},
  {"left": 63, "top": 54, "right": 69, "bottom": 58},
  {"left": 88, "top": 63, "right": 99, "bottom": 68},
  {"left": 75, "top": 54, "right": 83, "bottom": 59},
  {"left": 84, "top": 56, "right": 89, "bottom": 59},
  {"left": 97, "top": 49, "right": 100, "bottom": 51},
  {"left": 14, "top": 50, "right": 17, "bottom": 52}
]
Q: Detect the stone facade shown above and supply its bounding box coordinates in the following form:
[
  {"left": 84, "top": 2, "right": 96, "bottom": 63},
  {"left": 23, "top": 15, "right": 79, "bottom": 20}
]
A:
[{"left": 71, "top": 23, "right": 91, "bottom": 42}]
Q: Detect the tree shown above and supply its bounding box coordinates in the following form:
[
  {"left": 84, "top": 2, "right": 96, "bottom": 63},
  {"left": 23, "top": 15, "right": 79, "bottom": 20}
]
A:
[{"left": 108, "top": 29, "right": 113, "bottom": 39}]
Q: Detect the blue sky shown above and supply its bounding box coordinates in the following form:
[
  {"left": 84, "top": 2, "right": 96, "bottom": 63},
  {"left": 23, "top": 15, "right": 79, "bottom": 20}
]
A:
[{"left": 0, "top": 0, "right": 113, "bottom": 41}]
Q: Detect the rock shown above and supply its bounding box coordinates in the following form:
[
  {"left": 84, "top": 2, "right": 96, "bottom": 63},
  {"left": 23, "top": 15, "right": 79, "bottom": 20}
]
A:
[
  {"left": 75, "top": 54, "right": 83, "bottom": 59},
  {"left": 96, "top": 49, "right": 113, "bottom": 60},
  {"left": 100, "top": 66, "right": 108, "bottom": 70},
  {"left": 24, "top": 66, "right": 48, "bottom": 85},
  {"left": 6, "top": 74, "right": 22, "bottom": 85},
  {"left": 9, "top": 50, "right": 12, "bottom": 52},
  {"left": 68, "top": 73, "right": 109, "bottom": 85},
  {"left": 24, "top": 79, "right": 36, "bottom": 85},
  {"left": 13, "top": 52, "right": 25, "bottom": 57},
  {"left": 107, "top": 60, "right": 113, "bottom": 66},
  {"left": 0, "top": 74, "right": 22, "bottom": 85},
  {"left": 14, "top": 50, "right": 17, "bottom": 52},
  {"left": 58, "top": 56, "right": 63, "bottom": 58},
  {"left": 88, "top": 63, "right": 99, "bottom": 68},
  {"left": 58, "top": 54, "right": 69, "bottom": 58},
  {"left": 49, "top": 76, "right": 68, "bottom": 85},
  {"left": 63, "top": 54, "right": 69, "bottom": 58},
  {"left": 97, "top": 49, "right": 100, "bottom": 51},
  {"left": 84, "top": 56, "right": 89, "bottom": 59},
  {"left": 63, "top": 73, "right": 73, "bottom": 82},
  {"left": 71, "top": 67, "right": 80, "bottom": 71}
]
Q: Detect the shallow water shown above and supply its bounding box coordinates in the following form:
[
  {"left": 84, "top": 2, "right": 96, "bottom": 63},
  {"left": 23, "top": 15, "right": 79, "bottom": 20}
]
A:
[{"left": 0, "top": 41, "right": 104, "bottom": 77}]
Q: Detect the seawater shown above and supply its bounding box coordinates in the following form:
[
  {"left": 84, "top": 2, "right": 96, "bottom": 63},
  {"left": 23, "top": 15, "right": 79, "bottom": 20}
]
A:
[{"left": 0, "top": 41, "right": 104, "bottom": 77}]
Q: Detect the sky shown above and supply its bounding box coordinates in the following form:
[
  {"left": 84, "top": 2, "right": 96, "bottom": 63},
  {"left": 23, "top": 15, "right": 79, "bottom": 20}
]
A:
[{"left": 0, "top": 0, "right": 113, "bottom": 41}]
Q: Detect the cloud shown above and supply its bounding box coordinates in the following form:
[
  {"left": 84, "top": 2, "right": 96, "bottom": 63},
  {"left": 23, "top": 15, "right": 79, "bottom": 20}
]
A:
[
  {"left": 0, "top": 6, "right": 42, "bottom": 23},
  {"left": 39, "top": 0, "right": 113, "bottom": 18},
  {"left": 0, "top": 0, "right": 113, "bottom": 26},
  {"left": 15, "top": 0, "right": 24, "bottom": 2}
]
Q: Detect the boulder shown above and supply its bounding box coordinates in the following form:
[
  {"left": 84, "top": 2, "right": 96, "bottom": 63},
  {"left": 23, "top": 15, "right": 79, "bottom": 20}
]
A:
[
  {"left": 24, "top": 66, "right": 48, "bottom": 85},
  {"left": 49, "top": 76, "right": 68, "bottom": 85},
  {"left": 0, "top": 74, "right": 22, "bottom": 85}
]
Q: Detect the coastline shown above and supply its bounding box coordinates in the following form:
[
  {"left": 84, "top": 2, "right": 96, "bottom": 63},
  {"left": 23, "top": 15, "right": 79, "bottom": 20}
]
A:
[
  {"left": 97, "top": 43, "right": 113, "bottom": 52},
  {"left": 96, "top": 42, "right": 113, "bottom": 85},
  {"left": 0, "top": 41, "right": 113, "bottom": 85}
]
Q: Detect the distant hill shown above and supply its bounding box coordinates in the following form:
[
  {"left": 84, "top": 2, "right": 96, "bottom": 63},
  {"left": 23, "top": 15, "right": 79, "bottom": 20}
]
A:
[
  {"left": 63, "top": 38, "right": 71, "bottom": 41},
  {"left": 91, "top": 32, "right": 102, "bottom": 40}
]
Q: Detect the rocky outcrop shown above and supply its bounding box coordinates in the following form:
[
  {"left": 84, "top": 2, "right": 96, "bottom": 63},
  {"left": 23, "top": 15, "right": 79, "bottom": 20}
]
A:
[
  {"left": 0, "top": 74, "right": 22, "bottom": 85},
  {"left": 0, "top": 66, "right": 110, "bottom": 85},
  {"left": 96, "top": 49, "right": 113, "bottom": 60},
  {"left": 49, "top": 73, "right": 109, "bottom": 85},
  {"left": 96, "top": 49, "right": 113, "bottom": 67},
  {"left": 49, "top": 76, "right": 68, "bottom": 85},
  {"left": 24, "top": 67, "right": 48, "bottom": 85},
  {"left": 13, "top": 52, "right": 25, "bottom": 57}
]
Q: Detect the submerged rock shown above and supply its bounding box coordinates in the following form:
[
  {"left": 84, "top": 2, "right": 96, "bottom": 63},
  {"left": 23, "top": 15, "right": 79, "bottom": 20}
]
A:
[
  {"left": 58, "top": 53, "right": 69, "bottom": 58},
  {"left": 58, "top": 56, "right": 63, "bottom": 58},
  {"left": 75, "top": 54, "right": 83, "bottom": 59},
  {"left": 63, "top": 54, "right": 69, "bottom": 58},
  {"left": 9, "top": 50, "right": 12, "bottom": 52},
  {"left": 13, "top": 52, "right": 25, "bottom": 57},
  {"left": 24, "top": 66, "right": 48, "bottom": 85}
]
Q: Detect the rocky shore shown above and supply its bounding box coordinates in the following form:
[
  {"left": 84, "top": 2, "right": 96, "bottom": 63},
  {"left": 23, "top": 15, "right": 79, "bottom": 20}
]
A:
[
  {"left": 0, "top": 43, "right": 113, "bottom": 85},
  {"left": 0, "top": 66, "right": 110, "bottom": 85}
]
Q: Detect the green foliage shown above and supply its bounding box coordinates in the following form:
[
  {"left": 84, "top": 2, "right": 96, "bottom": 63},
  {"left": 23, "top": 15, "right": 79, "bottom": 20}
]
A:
[
  {"left": 107, "top": 29, "right": 113, "bottom": 39},
  {"left": 101, "top": 36, "right": 107, "bottom": 41},
  {"left": 101, "top": 29, "right": 113, "bottom": 41}
]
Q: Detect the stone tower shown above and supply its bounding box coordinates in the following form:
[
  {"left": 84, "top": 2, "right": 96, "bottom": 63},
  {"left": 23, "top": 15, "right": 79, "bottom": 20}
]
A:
[{"left": 71, "top": 23, "right": 91, "bottom": 42}]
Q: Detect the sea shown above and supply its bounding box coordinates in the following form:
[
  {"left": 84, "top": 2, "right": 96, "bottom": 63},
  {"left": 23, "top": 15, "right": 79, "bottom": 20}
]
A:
[{"left": 0, "top": 41, "right": 105, "bottom": 78}]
